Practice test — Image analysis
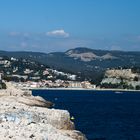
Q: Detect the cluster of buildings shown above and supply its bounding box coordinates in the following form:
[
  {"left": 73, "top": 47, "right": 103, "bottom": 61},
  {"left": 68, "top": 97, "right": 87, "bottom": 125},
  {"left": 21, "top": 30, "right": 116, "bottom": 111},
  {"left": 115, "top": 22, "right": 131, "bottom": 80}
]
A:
[
  {"left": 0, "top": 56, "right": 74, "bottom": 81},
  {"left": 0, "top": 56, "right": 96, "bottom": 89},
  {"left": 0, "top": 57, "right": 11, "bottom": 68},
  {"left": 0, "top": 73, "right": 2, "bottom": 83},
  {"left": 13, "top": 80, "right": 96, "bottom": 89}
]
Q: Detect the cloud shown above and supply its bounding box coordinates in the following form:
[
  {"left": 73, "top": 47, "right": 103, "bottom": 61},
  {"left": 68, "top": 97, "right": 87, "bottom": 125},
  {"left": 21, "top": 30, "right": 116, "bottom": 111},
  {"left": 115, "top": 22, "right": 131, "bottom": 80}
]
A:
[
  {"left": 2, "top": 31, "right": 140, "bottom": 52},
  {"left": 46, "top": 29, "right": 69, "bottom": 38},
  {"left": 9, "top": 32, "right": 21, "bottom": 36},
  {"left": 8, "top": 32, "right": 30, "bottom": 38},
  {"left": 20, "top": 42, "right": 27, "bottom": 47}
]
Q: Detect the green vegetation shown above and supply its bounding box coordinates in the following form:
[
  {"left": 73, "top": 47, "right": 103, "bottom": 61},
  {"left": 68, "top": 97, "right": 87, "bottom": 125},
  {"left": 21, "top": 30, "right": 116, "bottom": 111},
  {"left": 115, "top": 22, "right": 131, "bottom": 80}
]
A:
[
  {"left": 0, "top": 82, "right": 6, "bottom": 89},
  {"left": 101, "top": 82, "right": 135, "bottom": 90},
  {"left": 0, "top": 48, "right": 140, "bottom": 85},
  {"left": 136, "top": 85, "right": 140, "bottom": 90},
  {"left": 0, "top": 48, "right": 140, "bottom": 89}
]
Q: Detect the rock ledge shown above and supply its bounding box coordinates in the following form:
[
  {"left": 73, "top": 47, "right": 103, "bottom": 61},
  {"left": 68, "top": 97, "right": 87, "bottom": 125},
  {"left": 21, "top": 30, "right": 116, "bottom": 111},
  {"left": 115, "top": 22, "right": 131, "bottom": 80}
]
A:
[{"left": 0, "top": 82, "right": 87, "bottom": 140}]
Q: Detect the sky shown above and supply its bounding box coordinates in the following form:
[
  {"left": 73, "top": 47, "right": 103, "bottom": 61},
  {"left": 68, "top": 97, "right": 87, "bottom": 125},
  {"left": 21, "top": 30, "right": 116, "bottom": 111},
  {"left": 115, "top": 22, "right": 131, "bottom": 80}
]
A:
[{"left": 0, "top": 0, "right": 140, "bottom": 52}]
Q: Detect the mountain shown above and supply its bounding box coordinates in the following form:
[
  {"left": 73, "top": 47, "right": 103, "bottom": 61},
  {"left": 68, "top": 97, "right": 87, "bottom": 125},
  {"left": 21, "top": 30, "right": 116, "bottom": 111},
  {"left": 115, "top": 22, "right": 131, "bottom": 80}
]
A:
[{"left": 0, "top": 47, "right": 140, "bottom": 84}]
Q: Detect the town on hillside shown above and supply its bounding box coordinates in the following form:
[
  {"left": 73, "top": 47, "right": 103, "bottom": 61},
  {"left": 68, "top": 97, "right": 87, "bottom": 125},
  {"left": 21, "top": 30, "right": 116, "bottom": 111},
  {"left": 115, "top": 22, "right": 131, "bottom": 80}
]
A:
[
  {"left": 0, "top": 56, "right": 96, "bottom": 89},
  {"left": 0, "top": 56, "right": 140, "bottom": 90}
]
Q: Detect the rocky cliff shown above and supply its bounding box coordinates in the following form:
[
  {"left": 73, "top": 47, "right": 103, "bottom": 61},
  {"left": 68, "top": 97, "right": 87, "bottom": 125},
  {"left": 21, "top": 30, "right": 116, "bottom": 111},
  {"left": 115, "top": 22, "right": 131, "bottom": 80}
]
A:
[
  {"left": 101, "top": 69, "right": 140, "bottom": 89},
  {"left": 0, "top": 82, "right": 87, "bottom": 140}
]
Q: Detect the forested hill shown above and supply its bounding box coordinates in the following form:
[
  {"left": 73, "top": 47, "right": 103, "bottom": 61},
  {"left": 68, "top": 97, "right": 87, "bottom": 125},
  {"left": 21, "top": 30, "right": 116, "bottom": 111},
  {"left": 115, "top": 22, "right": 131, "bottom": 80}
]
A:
[{"left": 0, "top": 48, "right": 140, "bottom": 83}]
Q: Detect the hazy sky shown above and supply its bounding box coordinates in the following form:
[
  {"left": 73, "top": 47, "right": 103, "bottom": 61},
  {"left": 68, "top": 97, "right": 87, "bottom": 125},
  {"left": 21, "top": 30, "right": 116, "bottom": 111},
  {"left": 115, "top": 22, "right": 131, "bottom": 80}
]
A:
[{"left": 0, "top": 0, "right": 140, "bottom": 52}]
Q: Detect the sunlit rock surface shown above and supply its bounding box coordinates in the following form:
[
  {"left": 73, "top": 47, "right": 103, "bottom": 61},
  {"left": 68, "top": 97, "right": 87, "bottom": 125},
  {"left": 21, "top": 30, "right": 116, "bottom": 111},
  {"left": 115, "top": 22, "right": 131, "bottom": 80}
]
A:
[{"left": 0, "top": 82, "right": 87, "bottom": 140}]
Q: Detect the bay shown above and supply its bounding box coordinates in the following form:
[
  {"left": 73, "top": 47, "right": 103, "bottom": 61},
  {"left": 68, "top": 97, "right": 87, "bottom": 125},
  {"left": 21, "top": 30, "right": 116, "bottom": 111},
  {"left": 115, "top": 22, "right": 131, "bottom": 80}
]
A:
[{"left": 32, "top": 90, "right": 140, "bottom": 140}]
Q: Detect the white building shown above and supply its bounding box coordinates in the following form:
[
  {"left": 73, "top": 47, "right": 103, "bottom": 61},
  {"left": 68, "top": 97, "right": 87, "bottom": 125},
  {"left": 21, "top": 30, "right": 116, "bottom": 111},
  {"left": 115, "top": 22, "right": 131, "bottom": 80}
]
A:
[
  {"left": 11, "top": 57, "right": 17, "bottom": 61},
  {"left": 24, "top": 69, "right": 33, "bottom": 74},
  {"left": 81, "top": 81, "right": 96, "bottom": 89},
  {"left": 0, "top": 73, "right": 2, "bottom": 81},
  {"left": 68, "top": 81, "right": 82, "bottom": 88}
]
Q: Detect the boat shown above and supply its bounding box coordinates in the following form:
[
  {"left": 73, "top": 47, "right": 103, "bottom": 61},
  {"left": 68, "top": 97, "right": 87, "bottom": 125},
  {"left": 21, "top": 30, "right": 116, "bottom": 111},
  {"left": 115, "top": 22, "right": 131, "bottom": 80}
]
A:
[{"left": 71, "top": 116, "right": 75, "bottom": 120}]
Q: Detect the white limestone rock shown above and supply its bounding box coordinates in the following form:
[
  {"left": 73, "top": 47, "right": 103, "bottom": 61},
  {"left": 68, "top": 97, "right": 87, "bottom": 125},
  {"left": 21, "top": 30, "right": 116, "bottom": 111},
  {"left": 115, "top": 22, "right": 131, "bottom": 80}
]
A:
[{"left": 0, "top": 82, "right": 87, "bottom": 140}]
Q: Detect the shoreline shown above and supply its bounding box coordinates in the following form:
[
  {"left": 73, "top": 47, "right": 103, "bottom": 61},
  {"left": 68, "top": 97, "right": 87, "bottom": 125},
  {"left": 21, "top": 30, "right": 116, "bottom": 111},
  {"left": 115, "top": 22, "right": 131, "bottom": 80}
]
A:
[
  {"left": 11, "top": 82, "right": 140, "bottom": 92},
  {"left": 29, "top": 87, "right": 140, "bottom": 92}
]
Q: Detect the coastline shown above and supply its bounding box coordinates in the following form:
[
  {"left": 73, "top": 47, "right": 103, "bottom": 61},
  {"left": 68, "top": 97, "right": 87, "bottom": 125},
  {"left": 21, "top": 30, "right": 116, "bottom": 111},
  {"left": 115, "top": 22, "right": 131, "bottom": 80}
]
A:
[
  {"left": 29, "top": 87, "right": 140, "bottom": 92},
  {"left": 0, "top": 82, "right": 87, "bottom": 140}
]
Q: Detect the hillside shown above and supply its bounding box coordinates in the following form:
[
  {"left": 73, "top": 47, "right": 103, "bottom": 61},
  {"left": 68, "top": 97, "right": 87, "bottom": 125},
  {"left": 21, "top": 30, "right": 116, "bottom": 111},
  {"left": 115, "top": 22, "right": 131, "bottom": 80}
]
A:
[
  {"left": 0, "top": 56, "right": 77, "bottom": 86},
  {"left": 0, "top": 48, "right": 140, "bottom": 84},
  {"left": 101, "top": 68, "right": 140, "bottom": 90}
]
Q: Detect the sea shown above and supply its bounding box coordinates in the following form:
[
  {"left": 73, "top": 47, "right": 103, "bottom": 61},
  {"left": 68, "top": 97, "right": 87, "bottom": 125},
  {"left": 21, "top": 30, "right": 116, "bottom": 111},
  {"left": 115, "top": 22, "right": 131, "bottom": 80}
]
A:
[{"left": 32, "top": 89, "right": 140, "bottom": 140}]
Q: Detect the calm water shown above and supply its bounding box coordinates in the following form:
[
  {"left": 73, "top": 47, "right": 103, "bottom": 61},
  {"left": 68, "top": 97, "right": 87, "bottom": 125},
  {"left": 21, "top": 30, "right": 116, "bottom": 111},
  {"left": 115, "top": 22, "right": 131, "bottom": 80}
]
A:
[{"left": 32, "top": 90, "right": 140, "bottom": 140}]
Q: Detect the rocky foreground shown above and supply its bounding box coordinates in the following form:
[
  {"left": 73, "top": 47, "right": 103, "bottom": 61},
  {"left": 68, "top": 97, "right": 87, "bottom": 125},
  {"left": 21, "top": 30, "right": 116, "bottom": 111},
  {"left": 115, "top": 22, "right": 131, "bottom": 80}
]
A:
[{"left": 0, "top": 82, "right": 87, "bottom": 140}]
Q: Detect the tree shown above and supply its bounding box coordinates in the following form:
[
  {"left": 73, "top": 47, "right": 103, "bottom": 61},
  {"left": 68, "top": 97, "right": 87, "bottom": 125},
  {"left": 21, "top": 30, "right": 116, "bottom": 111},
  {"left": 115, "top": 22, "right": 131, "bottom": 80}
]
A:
[
  {"left": 0, "top": 82, "right": 6, "bottom": 89},
  {"left": 134, "top": 76, "right": 139, "bottom": 81},
  {"left": 136, "top": 85, "right": 140, "bottom": 90}
]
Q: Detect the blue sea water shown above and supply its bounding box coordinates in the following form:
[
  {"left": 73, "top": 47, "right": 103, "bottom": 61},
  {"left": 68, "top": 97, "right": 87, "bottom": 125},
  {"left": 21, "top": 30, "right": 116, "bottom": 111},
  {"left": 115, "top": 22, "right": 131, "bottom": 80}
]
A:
[{"left": 32, "top": 90, "right": 140, "bottom": 140}]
